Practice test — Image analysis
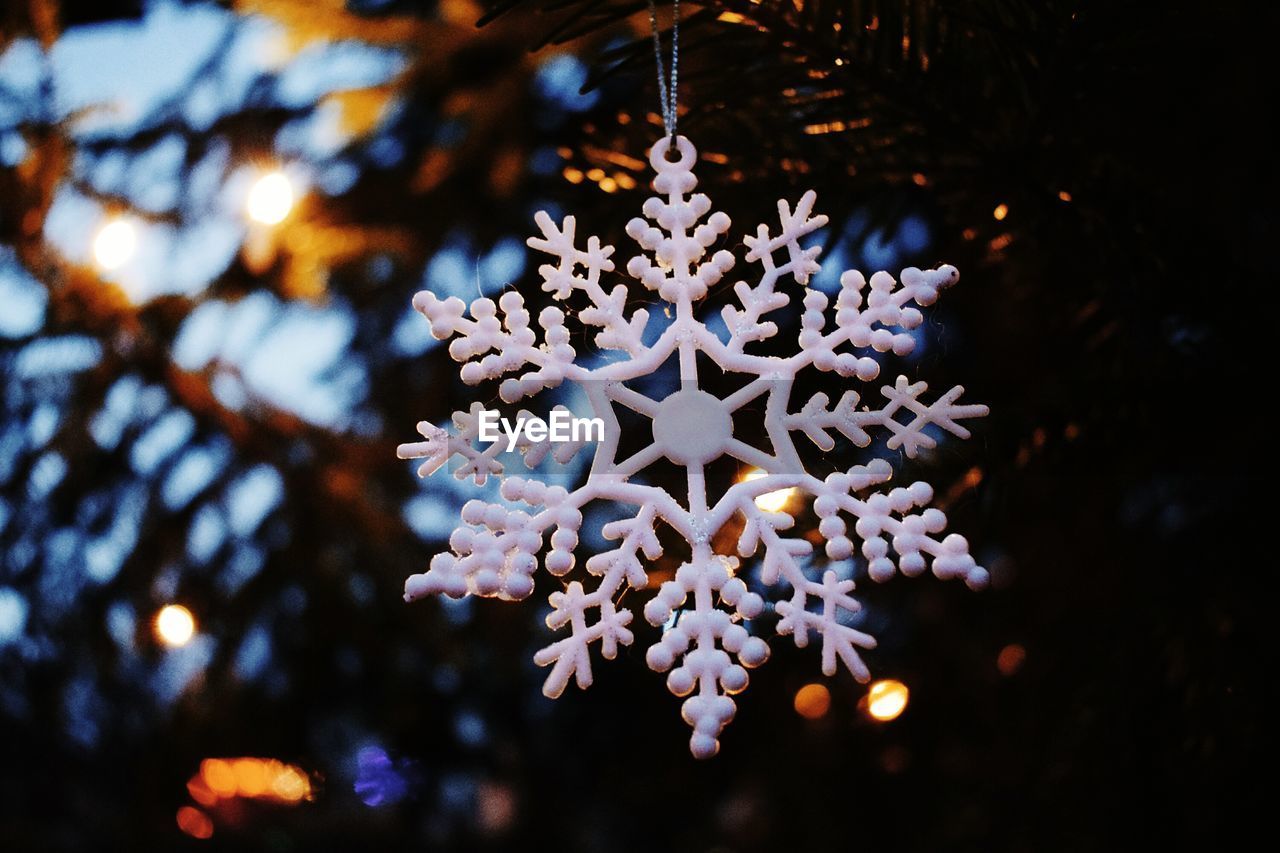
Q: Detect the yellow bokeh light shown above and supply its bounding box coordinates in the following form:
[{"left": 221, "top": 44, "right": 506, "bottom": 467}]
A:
[
  {"left": 992, "top": 203, "right": 1009, "bottom": 221},
  {"left": 271, "top": 765, "right": 311, "bottom": 802},
  {"left": 154, "top": 604, "right": 196, "bottom": 648},
  {"left": 247, "top": 171, "right": 294, "bottom": 225},
  {"left": 866, "top": 678, "right": 909, "bottom": 721},
  {"left": 93, "top": 218, "right": 137, "bottom": 270},
  {"left": 743, "top": 467, "right": 796, "bottom": 512},
  {"left": 793, "top": 683, "right": 831, "bottom": 720}
]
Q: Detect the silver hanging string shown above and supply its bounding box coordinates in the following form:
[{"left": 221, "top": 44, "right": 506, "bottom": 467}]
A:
[{"left": 647, "top": 0, "right": 679, "bottom": 139}]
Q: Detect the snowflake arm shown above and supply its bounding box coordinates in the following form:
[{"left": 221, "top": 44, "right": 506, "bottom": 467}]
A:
[
  {"left": 395, "top": 420, "right": 451, "bottom": 478},
  {"left": 396, "top": 402, "right": 504, "bottom": 485},
  {"left": 642, "top": 554, "right": 770, "bottom": 759},
  {"left": 512, "top": 404, "right": 593, "bottom": 467},
  {"left": 403, "top": 494, "right": 545, "bottom": 601},
  {"left": 868, "top": 377, "right": 989, "bottom": 457},
  {"left": 404, "top": 477, "right": 585, "bottom": 602},
  {"left": 721, "top": 458, "right": 986, "bottom": 683},
  {"left": 818, "top": 462, "right": 989, "bottom": 588},
  {"left": 786, "top": 377, "right": 989, "bottom": 459},
  {"left": 532, "top": 504, "right": 660, "bottom": 697},
  {"left": 722, "top": 191, "right": 829, "bottom": 351},
  {"left": 534, "top": 581, "right": 635, "bottom": 698},
  {"left": 623, "top": 136, "right": 736, "bottom": 304},
  {"left": 395, "top": 401, "right": 593, "bottom": 487},
  {"left": 527, "top": 211, "right": 652, "bottom": 357},
  {"left": 791, "top": 265, "right": 962, "bottom": 380},
  {"left": 726, "top": 470, "right": 881, "bottom": 683},
  {"left": 777, "top": 570, "right": 878, "bottom": 681},
  {"left": 412, "top": 288, "right": 575, "bottom": 403}
]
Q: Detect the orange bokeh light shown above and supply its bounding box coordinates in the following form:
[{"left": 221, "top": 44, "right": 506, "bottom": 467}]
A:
[
  {"left": 176, "top": 805, "right": 213, "bottom": 840},
  {"left": 793, "top": 683, "right": 832, "bottom": 720},
  {"left": 865, "top": 678, "right": 910, "bottom": 721},
  {"left": 186, "top": 775, "right": 218, "bottom": 808},
  {"left": 232, "top": 758, "right": 269, "bottom": 797},
  {"left": 997, "top": 643, "right": 1027, "bottom": 676},
  {"left": 200, "top": 759, "right": 237, "bottom": 797},
  {"left": 193, "top": 757, "right": 313, "bottom": 808}
]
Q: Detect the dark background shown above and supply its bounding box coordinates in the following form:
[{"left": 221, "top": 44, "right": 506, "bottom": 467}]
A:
[{"left": 0, "top": 0, "right": 1270, "bottom": 850}]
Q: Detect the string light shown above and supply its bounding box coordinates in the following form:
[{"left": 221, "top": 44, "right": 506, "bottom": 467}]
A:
[
  {"left": 93, "top": 218, "right": 137, "bottom": 270},
  {"left": 154, "top": 604, "right": 196, "bottom": 648},
  {"left": 992, "top": 203, "right": 1009, "bottom": 221},
  {"left": 247, "top": 171, "right": 294, "bottom": 225},
  {"left": 865, "top": 678, "right": 909, "bottom": 721},
  {"left": 743, "top": 467, "right": 795, "bottom": 512}
]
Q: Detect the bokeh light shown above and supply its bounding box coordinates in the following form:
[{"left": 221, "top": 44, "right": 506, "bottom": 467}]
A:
[
  {"left": 232, "top": 757, "right": 269, "bottom": 797},
  {"left": 247, "top": 171, "right": 294, "bottom": 225},
  {"left": 354, "top": 745, "right": 411, "bottom": 807},
  {"left": 93, "top": 218, "right": 137, "bottom": 270},
  {"left": 200, "top": 759, "right": 237, "bottom": 798},
  {"left": 154, "top": 604, "right": 196, "bottom": 648},
  {"left": 992, "top": 203, "right": 1009, "bottom": 221},
  {"left": 272, "top": 764, "right": 311, "bottom": 802},
  {"left": 193, "top": 757, "right": 312, "bottom": 805},
  {"left": 476, "top": 781, "right": 517, "bottom": 834},
  {"left": 866, "top": 679, "right": 909, "bottom": 722},
  {"left": 997, "top": 643, "right": 1027, "bottom": 676},
  {"left": 793, "top": 683, "right": 831, "bottom": 719},
  {"left": 743, "top": 467, "right": 796, "bottom": 512},
  {"left": 176, "top": 805, "right": 213, "bottom": 840}
]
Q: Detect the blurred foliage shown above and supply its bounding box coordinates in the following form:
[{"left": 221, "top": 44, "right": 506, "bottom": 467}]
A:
[{"left": 0, "top": 0, "right": 1270, "bottom": 850}]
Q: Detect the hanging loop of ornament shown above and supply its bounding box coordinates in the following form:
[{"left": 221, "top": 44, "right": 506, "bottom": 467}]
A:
[{"left": 648, "top": 0, "right": 679, "bottom": 139}]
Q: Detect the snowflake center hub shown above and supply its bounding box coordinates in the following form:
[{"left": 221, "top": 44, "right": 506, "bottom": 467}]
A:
[{"left": 651, "top": 388, "right": 732, "bottom": 466}]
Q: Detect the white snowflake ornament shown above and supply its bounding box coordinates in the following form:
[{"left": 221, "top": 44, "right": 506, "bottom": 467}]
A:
[{"left": 399, "top": 136, "right": 989, "bottom": 758}]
